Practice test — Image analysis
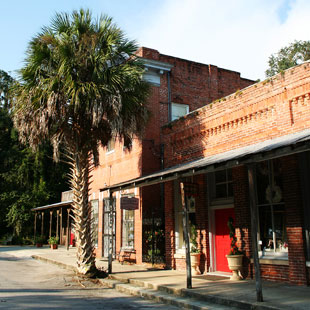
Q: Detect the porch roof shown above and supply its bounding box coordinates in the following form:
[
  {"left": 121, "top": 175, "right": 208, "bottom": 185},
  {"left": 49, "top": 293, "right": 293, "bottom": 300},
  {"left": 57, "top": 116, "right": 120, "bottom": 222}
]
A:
[
  {"left": 100, "top": 128, "right": 310, "bottom": 193},
  {"left": 31, "top": 200, "right": 72, "bottom": 212}
]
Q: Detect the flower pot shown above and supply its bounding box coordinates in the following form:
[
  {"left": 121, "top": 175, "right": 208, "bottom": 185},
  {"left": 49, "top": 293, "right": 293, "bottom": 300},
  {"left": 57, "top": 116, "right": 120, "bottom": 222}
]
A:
[
  {"left": 36, "top": 243, "right": 43, "bottom": 248},
  {"left": 226, "top": 254, "right": 243, "bottom": 280},
  {"left": 50, "top": 244, "right": 58, "bottom": 250},
  {"left": 190, "top": 253, "right": 201, "bottom": 275}
]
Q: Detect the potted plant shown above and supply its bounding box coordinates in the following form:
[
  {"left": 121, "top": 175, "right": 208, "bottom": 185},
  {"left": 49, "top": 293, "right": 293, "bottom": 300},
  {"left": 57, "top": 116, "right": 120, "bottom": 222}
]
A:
[
  {"left": 190, "top": 223, "right": 201, "bottom": 275},
  {"left": 226, "top": 217, "right": 243, "bottom": 280},
  {"left": 48, "top": 236, "right": 59, "bottom": 249},
  {"left": 34, "top": 235, "right": 45, "bottom": 248}
]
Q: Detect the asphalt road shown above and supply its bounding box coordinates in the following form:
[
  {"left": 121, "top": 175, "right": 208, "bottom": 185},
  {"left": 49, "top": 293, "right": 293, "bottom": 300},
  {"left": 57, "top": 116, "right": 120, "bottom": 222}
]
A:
[{"left": 0, "top": 250, "right": 179, "bottom": 310}]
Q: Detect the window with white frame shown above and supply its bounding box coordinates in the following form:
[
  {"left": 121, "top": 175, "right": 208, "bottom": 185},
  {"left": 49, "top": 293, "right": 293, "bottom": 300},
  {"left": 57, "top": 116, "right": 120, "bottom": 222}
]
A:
[
  {"left": 175, "top": 193, "right": 196, "bottom": 253},
  {"left": 122, "top": 209, "right": 134, "bottom": 249},
  {"left": 256, "top": 159, "right": 287, "bottom": 257},
  {"left": 171, "top": 103, "right": 189, "bottom": 121},
  {"left": 106, "top": 138, "right": 115, "bottom": 153}
]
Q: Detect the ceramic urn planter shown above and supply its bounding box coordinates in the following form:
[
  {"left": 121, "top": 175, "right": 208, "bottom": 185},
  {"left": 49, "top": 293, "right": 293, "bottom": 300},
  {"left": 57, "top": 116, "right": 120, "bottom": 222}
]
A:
[
  {"left": 190, "top": 253, "right": 201, "bottom": 275},
  {"left": 226, "top": 254, "right": 243, "bottom": 280}
]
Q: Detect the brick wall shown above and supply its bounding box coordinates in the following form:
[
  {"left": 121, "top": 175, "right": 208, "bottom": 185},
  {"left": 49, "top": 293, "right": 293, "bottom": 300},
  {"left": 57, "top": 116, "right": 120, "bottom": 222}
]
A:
[
  {"left": 162, "top": 62, "right": 310, "bottom": 167},
  {"left": 165, "top": 181, "right": 175, "bottom": 269},
  {"left": 159, "top": 60, "right": 310, "bottom": 284},
  {"left": 137, "top": 47, "right": 254, "bottom": 119},
  {"left": 232, "top": 166, "right": 252, "bottom": 278},
  {"left": 89, "top": 45, "right": 256, "bottom": 263},
  {"left": 90, "top": 46, "right": 254, "bottom": 261},
  {"left": 195, "top": 175, "right": 209, "bottom": 273},
  {"left": 281, "top": 155, "right": 307, "bottom": 285},
  {"left": 260, "top": 264, "right": 289, "bottom": 282}
]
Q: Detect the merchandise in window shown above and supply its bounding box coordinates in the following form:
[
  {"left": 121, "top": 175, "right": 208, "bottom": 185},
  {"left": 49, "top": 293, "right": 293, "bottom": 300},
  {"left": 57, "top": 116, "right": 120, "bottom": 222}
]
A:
[
  {"left": 122, "top": 209, "right": 134, "bottom": 249},
  {"left": 175, "top": 195, "right": 196, "bottom": 253},
  {"left": 256, "top": 159, "right": 287, "bottom": 256}
]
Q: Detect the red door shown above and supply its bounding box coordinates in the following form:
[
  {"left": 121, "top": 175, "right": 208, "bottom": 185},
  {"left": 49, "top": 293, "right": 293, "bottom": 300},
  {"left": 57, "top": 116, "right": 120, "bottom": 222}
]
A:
[{"left": 215, "top": 208, "right": 235, "bottom": 272}]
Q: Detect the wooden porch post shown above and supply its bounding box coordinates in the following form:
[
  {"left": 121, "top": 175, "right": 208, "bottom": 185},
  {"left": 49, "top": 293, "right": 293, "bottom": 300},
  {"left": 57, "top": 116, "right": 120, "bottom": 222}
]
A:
[
  {"left": 108, "top": 190, "right": 113, "bottom": 274},
  {"left": 34, "top": 212, "right": 37, "bottom": 242},
  {"left": 66, "top": 208, "right": 70, "bottom": 251},
  {"left": 49, "top": 210, "right": 53, "bottom": 238},
  {"left": 180, "top": 182, "right": 192, "bottom": 289},
  {"left": 60, "top": 208, "right": 63, "bottom": 244},
  {"left": 56, "top": 210, "right": 59, "bottom": 239},
  {"left": 41, "top": 212, "right": 44, "bottom": 236},
  {"left": 247, "top": 163, "right": 263, "bottom": 302}
]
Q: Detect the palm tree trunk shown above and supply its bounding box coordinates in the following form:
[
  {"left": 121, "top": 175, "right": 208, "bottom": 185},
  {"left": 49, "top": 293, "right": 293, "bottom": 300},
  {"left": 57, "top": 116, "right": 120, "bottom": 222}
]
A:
[{"left": 69, "top": 150, "right": 96, "bottom": 276}]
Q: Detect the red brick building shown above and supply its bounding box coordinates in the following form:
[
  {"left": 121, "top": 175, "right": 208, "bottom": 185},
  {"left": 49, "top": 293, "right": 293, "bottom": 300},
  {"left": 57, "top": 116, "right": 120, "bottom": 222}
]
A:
[
  {"left": 103, "top": 60, "right": 310, "bottom": 286},
  {"left": 90, "top": 47, "right": 253, "bottom": 265}
]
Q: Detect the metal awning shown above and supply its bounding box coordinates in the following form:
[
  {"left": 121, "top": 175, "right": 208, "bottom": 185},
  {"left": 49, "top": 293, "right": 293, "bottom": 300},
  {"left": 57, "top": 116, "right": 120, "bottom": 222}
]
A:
[
  {"left": 31, "top": 200, "right": 72, "bottom": 212},
  {"left": 101, "top": 128, "right": 310, "bottom": 193}
]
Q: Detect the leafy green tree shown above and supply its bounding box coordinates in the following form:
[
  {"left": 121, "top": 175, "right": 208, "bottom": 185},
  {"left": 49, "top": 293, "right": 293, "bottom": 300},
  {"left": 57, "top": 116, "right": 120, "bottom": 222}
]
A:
[
  {"left": 266, "top": 40, "right": 310, "bottom": 77},
  {"left": 0, "top": 69, "right": 14, "bottom": 109},
  {"left": 0, "top": 70, "right": 68, "bottom": 240},
  {"left": 13, "top": 9, "right": 149, "bottom": 275}
]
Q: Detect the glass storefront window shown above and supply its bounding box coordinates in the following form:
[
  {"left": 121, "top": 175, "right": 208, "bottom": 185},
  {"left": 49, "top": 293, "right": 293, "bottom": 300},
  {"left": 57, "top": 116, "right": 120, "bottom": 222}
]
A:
[
  {"left": 122, "top": 209, "right": 134, "bottom": 249},
  {"left": 256, "top": 159, "right": 287, "bottom": 255}
]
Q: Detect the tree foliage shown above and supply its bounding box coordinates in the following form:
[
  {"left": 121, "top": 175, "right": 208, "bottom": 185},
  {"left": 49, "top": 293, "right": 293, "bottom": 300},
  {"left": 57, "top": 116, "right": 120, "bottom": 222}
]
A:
[
  {"left": 0, "top": 70, "right": 69, "bottom": 240},
  {"left": 13, "top": 9, "right": 150, "bottom": 275},
  {"left": 0, "top": 69, "right": 14, "bottom": 109},
  {"left": 266, "top": 40, "right": 310, "bottom": 77}
]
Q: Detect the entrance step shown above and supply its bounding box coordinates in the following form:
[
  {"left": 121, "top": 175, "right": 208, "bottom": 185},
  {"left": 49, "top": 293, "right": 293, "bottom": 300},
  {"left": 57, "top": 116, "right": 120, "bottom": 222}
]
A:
[{"left": 99, "top": 277, "right": 241, "bottom": 310}]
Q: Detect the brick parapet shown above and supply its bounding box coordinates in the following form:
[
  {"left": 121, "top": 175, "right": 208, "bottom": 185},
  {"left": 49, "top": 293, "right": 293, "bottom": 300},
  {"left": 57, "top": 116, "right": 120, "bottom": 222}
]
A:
[{"left": 162, "top": 62, "right": 310, "bottom": 167}]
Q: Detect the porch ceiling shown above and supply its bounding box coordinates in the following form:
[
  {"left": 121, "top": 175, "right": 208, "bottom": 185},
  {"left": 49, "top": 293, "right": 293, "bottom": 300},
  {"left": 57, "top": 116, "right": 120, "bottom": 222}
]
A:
[{"left": 103, "top": 128, "right": 310, "bottom": 193}]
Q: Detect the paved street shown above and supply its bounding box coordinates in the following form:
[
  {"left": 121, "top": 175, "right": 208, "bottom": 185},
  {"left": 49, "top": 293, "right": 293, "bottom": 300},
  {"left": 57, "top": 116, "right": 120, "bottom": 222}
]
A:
[{"left": 0, "top": 250, "right": 179, "bottom": 310}]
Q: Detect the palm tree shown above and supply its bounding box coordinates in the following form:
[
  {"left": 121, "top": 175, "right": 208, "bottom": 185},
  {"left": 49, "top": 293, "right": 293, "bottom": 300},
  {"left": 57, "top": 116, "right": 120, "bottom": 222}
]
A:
[{"left": 13, "top": 9, "right": 149, "bottom": 276}]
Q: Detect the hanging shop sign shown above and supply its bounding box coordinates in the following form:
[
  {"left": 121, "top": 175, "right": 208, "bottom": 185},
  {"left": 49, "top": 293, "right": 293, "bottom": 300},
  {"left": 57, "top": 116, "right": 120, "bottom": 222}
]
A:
[{"left": 121, "top": 197, "right": 139, "bottom": 210}]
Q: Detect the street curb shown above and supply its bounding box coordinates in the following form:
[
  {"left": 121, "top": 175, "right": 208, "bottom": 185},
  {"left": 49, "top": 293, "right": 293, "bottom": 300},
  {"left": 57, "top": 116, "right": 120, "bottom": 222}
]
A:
[
  {"left": 31, "top": 255, "right": 78, "bottom": 273},
  {"left": 31, "top": 255, "right": 282, "bottom": 310},
  {"left": 99, "top": 278, "right": 232, "bottom": 310},
  {"left": 108, "top": 274, "right": 282, "bottom": 310}
]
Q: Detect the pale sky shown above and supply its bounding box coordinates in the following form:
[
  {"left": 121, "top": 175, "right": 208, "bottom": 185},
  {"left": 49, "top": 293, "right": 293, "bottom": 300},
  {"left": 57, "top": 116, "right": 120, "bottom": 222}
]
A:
[{"left": 1, "top": 0, "right": 309, "bottom": 80}]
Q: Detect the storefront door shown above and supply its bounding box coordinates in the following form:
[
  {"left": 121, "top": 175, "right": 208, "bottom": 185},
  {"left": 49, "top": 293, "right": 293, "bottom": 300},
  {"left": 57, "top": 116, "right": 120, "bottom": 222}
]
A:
[
  {"left": 103, "top": 199, "right": 116, "bottom": 258},
  {"left": 214, "top": 208, "right": 235, "bottom": 272}
]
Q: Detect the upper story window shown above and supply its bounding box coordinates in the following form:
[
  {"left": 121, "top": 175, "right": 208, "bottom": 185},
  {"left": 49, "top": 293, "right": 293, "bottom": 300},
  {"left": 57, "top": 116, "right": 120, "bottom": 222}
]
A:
[
  {"left": 106, "top": 138, "right": 115, "bottom": 153},
  {"left": 215, "top": 169, "right": 233, "bottom": 199},
  {"left": 208, "top": 169, "right": 233, "bottom": 203},
  {"left": 171, "top": 103, "right": 189, "bottom": 121}
]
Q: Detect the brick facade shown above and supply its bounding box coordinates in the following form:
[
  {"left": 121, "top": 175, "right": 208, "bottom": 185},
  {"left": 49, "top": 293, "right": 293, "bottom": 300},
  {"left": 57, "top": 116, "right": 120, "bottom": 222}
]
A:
[
  {"left": 162, "top": 62, "right": 310, "bottom": 167},
  {"left": 90, "top": 47, "right": 252, "bottom": 263},
  {"left": 161, "top": 63, "right": 310, "bottom": 285},
  {"left": 282, "top": 155, "right": 307, "bottom": 285}
]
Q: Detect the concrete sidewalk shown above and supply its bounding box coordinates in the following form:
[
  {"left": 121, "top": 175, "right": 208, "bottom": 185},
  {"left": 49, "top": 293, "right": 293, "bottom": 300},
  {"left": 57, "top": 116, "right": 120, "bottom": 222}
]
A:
[{"left": 1, "top": 245, "right": 309, "bottom": 310}]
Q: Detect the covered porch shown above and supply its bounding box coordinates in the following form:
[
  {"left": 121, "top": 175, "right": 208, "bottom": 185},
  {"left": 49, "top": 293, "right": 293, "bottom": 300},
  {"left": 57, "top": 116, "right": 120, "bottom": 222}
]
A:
[
  {"left": 100, "top": 129, "right": 310, "bottom": 299},
  {"left": 31, "top": 190, "right": 74, "bottom": 248}
]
